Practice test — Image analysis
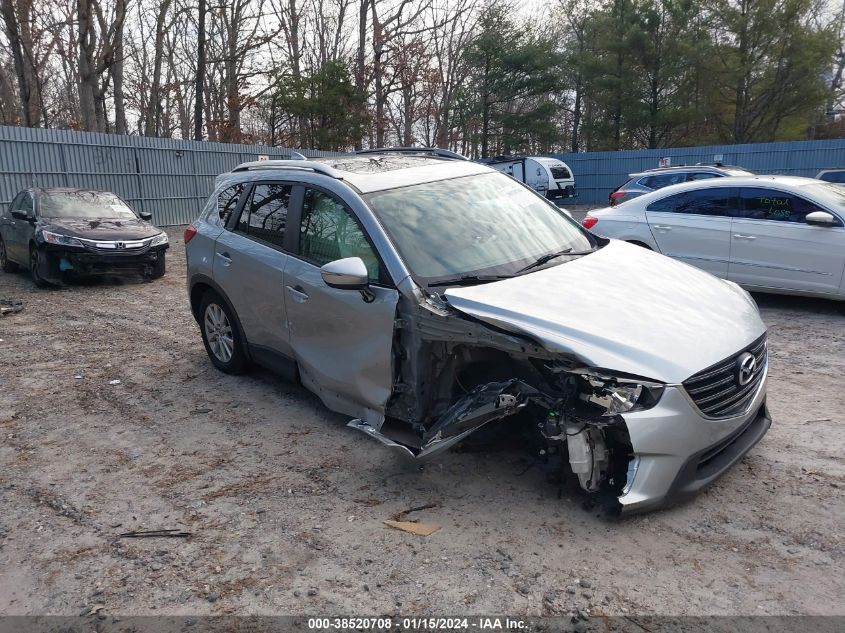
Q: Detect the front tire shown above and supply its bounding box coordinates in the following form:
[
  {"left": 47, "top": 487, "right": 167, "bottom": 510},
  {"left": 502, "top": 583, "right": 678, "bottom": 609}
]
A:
[
  {"left": 0, "top": 236, "right": 18, "bottom": 272},
  {"left": 148, "top": 253, "right": 166, "bottom": 280},
  {"left": 199, "top": 291, "right": 248, "bottom": 374},
  {"left": 29, "top": 246, "right": 50, "bottom": 288}
]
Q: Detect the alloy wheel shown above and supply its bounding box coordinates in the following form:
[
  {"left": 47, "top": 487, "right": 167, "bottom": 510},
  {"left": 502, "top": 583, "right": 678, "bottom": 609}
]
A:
[{"left": 204, "top": 303, "right": 234, "bottom": 363}]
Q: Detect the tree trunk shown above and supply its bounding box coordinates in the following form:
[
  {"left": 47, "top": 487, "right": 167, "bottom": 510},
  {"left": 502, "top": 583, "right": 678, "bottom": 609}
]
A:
[
  {"left": 194, "top": 0, "right": 206, "bottom": 140},
  {"left": 76, "top": 0, "right": 99, "bottom": 131},
  {"left": 113, "top": 10, "right": 127, "bottom": 134}
]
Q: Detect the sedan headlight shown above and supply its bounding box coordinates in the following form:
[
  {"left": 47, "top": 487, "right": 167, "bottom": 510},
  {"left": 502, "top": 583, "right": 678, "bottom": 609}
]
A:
[
  {"left": 149, "top": 232, "right": 169, "bottom": 247},
  {"left": 41, "top": 230, "right": 83, "bottom": 247},
  {"left": 577, "top": 370, "right": 665, "bottom": 416}
]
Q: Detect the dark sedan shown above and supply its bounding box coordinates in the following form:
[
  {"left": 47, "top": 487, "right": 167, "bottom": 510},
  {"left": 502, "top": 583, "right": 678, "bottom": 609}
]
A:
[{"left": 0, "top": 187, "right": 168, "bottom": 286}]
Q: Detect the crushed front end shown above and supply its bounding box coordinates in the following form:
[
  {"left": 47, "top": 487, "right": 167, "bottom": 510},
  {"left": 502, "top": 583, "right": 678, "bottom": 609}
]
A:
[{"left": 36, "top": 233, "right": 168, "bottom": 281}]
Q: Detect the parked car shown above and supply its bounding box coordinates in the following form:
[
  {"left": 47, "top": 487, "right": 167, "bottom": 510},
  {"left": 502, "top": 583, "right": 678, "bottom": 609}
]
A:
[
  {"left": 0, "top": 187, "right": 168, "bottom": 286},
  {"left": 185, "top": 148, "right": 770, "bottom": 514},
  {"left": 583, "top": 176, "right": 845, "bottom": 301},
  {"left": 478, "top": 155, "right": 577, "bottom": 200},
  {"left": 609, "top": 164, "right": 753, "bottom": 206},
  {"left": 816, "top": 168, "right": 845, "bottom": 184}
]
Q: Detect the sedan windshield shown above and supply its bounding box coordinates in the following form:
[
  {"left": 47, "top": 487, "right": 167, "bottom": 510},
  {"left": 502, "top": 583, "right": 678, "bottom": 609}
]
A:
[
  {"left": 365, "top": 172, "right": 594, "bottom": 284},
  {"left": 39, "top": 190, "right": 138, "bottom": 219}
]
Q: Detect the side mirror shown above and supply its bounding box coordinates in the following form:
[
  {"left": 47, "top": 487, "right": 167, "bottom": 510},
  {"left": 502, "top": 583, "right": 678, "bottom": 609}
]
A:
[
  {"left": 805, "top": 211, "right": 837, "bottom": 227},
  {"left": 11, "top": 210, "right": 32, "bottom": 221},
  {"left": 320, "top": 257, "right": 369, "bottom": 290},
  {"left": 139, "top": 210, "right": 153, "bottom": 221}
]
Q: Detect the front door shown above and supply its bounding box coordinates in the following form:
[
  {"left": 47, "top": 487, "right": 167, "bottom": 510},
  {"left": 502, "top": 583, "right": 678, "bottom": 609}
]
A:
[
  {"left": 283, "top": 187, "right": 398, "bottom": 420},
  {"left": 213, "top": 182, "right": 296, "bottom": 358},
  {"left": 729, "top": 187, "right": 845, "bottom": 295},
  {"left": 645, "top": 186, "right": 739, "bottom": 278}
]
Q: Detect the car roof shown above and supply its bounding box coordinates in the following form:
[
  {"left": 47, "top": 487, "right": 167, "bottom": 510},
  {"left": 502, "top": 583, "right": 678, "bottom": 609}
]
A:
[
  {"left": 230, "top": 155, "right": 492, "bottom": 194},
  {"left": 629, "top": 165, "right": 749, "bottom": 178},
  {"left": 636, "top": 175, "right": 823, "bottom": 198}
]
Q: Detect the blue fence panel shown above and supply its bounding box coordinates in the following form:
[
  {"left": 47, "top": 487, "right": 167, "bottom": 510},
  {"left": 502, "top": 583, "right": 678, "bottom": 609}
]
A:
[
  {"left": 0, "top": 126, "right": 343, "bottom": 225},
  {"left": 549, "top": 139, "right": 845, "bottom": 205}
]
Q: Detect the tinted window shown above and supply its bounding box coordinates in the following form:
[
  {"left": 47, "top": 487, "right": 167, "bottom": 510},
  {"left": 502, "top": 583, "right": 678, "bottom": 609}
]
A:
[
  {"left": 218, "top": 184, "right": 245, "bottom": 227},
  {"left": 19, "top": 192, "right": 34, "bottom": 214},
  {"left": 236, "top": 183, "right": 291, "bottom": 248},
  {"left": 686, "top": 172, "right": 719, "bottom": 182},
  {"left": 550, "top": 166, "right": 571, "bottom": 180},
  {"left": 300, "top": 189, "right": 380, "bottom": 281},
  {"left": 739, "top": 188, "right": 824, "bottom": 223},
  {"left": 640, "top": 173, "right": 687, "bottom": 189},
  {"left": 819, "top": 171, "right": 845, "bottom": 184},
  {"left": 647, "top": 188, "right": 737, "bottom": 216}
]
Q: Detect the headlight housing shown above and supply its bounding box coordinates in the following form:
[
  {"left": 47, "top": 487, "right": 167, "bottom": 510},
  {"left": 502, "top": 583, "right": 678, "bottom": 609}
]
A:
[
  {"left": 148, "top": 232, "right": 169, "bottom": 247},
  {"left": 41, "top": 230, "right": 83, "bottom": 247},
  {"left": 576, "top": 370, "right": 665, "bottom": 416}
]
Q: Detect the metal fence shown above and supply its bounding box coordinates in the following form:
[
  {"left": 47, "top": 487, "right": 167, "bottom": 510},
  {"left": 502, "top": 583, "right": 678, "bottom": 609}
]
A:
[
  {"left": 550, "top": 138, "right": 845, "bottom": 205},
  {"left": 0, "top": 125, "right": 342, "bottom": 226}
]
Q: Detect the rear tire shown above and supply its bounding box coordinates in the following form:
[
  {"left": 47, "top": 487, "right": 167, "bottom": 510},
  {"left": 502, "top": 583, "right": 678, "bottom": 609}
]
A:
[
  {"left": 0, "top": 236, "right": 18, "bottom": 272},
  {"left": 199, "top": 290, "right": 248, "bottom": 374},
  {"left": 29, "top": 246, "right": 50, "bottom": 288}
]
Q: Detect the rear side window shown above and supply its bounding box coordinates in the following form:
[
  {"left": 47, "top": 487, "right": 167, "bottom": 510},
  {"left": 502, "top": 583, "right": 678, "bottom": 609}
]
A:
[
  {"left": 217, "top": 184, "right": 245, "bottom": 226},
  {"left": 299, "top": 189, "right": 380, "bottom": 281},
  {"left": 647, "top": 188, "right": 737, "bottom": 216},
  {"left": 639, "top": 173, "right": 687, "bottom": 190},
  {"left": 686, "top": 172, "right": 720, "bottom": 182},
  {"left": 739, "top": 188, "right": 824, "bottom": 223},
  {"left": 819, "top": 171, "right": 845, "bottom": 184},
  {"left": 236, "top": 183, "right": 292, "bottom": 248}
]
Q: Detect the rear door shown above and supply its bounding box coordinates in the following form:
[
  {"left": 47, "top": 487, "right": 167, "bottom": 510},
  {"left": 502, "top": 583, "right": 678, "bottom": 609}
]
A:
[
  {"left": 213, "top": 181, "right": 297, "bottom": 358},
  {"left": 645, "top": 186, "right": 739, "bottom": 278},
  {"left": 282, "top": 187, "right": 399, "bottom": 418},
  {"left": 728, "top": 187, "right": 845, "bottom": 295}
]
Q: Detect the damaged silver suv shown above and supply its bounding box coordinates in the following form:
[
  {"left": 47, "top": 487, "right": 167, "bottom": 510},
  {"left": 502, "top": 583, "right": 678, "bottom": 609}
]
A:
[{"left": 185, "top": 148, "right": 771, "bottom": 514}]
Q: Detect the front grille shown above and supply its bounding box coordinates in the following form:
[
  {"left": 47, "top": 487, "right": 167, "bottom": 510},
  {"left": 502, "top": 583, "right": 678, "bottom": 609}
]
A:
[
  {"left": 683, "top": 334, "right": 767, "bottom": 418},
  {"left": 82, "top": 241, "right": 151, "bottom": 256}
]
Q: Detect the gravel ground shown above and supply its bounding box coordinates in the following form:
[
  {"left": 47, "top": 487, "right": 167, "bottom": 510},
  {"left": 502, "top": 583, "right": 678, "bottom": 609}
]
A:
[{"left": 0, "top": 227, "right": 843, "bottom": 618}]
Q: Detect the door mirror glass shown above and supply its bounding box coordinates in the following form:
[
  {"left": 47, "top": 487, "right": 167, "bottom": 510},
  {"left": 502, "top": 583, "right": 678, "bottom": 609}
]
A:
[
  {"left": 805, "top": 210, "right": 837, "bottom": 227},
  {"left": 320, "top": 257, "right": 369, "bottom": 290}
]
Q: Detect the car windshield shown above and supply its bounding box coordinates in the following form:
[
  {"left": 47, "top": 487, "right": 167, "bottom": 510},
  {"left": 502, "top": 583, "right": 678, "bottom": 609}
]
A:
[
  {"left": 802, "top": 181, "right": 845, "bottom": 210},
  {"left": 39, "top": 190, "right": 138, "bottom": 219},
  {"left": 365, "top": 171, "right": 595, "bottom": 284}
]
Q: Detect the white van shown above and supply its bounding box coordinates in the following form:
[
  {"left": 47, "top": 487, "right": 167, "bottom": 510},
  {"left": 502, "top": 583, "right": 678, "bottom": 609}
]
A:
[{"left": 480, "top": 156, "right": 576, "bottom": 200}]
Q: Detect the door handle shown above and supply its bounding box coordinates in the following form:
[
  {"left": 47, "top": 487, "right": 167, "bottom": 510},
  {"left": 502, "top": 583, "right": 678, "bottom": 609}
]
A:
[
  {"left": 216, "top": 251, "right": 232, "bottom": 266},
  {"left": 286, "top": 285, "right": 309, "bottom": 303},
  {"left": 734, "top": 234, "right": 756, "bottom": 240},
  {"left": 652, "top": 224, "right": 672, "bottom": 231}
]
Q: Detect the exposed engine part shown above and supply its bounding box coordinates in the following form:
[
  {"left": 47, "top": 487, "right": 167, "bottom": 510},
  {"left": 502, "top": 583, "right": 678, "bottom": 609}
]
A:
[{"left": 564, "top": 423, "right": 609, "bottom": 493}]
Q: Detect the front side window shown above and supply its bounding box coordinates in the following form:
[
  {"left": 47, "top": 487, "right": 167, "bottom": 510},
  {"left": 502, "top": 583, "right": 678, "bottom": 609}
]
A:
[
  {"left": 647, "top": 188, "right": 737, "bottom": 216},
  {"left": 365, "top": 171, "right": 593, "bottom": 283},
  {"left": 236, "top": 183, "right": 291, "bottom": 248},
  {"left": 739, "top": 188, "right": 823, "bottom": 223},
  {"left": 19, "top": 192, "right": 34, "bottom": 214},
  {"left": 299, "top": 189, "right": 380, "bottom": 281}
]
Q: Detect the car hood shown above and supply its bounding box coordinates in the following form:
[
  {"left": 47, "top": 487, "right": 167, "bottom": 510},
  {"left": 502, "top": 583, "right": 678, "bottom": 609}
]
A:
[
  {"left": 443, "top": 240, "right": 766, "bottom": 384},
  {"left": 41, "top": 217, "right": 161, "bottom": 240}
]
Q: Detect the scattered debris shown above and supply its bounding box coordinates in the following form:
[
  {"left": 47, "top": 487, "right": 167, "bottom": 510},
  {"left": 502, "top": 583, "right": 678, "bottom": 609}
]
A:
[
  {"left": 383, "top": 520, "right": 441, "bottom": 536},
  {"left": 801, "top": 418, "right": 832, "bottom": 425},
  {"left": 390, "top": 502, "right": 438, "bottom": 522},
  {"left": 109, "top": 379, "right": 122, "bottom": 386},
  {"left": 118, "top": 529, "right": 191, "bottom": 538},
  {"left": 191, "top": 408, "right": 212, "bottom": 414},
  {"left": 0, "top": 299, "right": 23, "bottom": 316},
  {"left": 353, "top": 498, "right": 383, "bottom": 506}
]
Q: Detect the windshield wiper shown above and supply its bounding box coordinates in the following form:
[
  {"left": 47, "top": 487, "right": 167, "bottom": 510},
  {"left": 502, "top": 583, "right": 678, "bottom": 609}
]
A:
[
  {"left": 427, "top": 274, "right": 513, "bottom": 288},
  {"left": 517, "top": 247, "right": 596, "bottom": 273}
]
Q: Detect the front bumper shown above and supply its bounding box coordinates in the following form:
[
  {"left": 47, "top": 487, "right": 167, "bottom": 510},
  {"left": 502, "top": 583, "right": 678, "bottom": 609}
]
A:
[
  {"left": 617, "top": 367, "right": 770, "bottom": 514},
  {"left": 40, "top": 244, "right": 168, "bottom": 279}
]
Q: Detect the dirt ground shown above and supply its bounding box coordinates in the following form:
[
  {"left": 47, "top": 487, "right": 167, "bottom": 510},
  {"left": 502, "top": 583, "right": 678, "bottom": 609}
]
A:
[{"left": 0, "top": 227, "right": 843, "bottom": 618}]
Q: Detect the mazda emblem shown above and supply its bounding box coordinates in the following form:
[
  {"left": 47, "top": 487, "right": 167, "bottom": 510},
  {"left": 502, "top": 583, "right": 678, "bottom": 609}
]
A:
[{"left": 736, "top": 352, "right": 756, "bottom": 386}]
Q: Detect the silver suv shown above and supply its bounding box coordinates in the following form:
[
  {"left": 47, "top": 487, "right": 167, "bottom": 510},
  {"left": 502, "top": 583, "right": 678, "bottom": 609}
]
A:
[
  {"left": 185, "top": 149, "right": 771, "bottom": 514},
  {"left": 609, "top": 164, "right": 753, "bottom": 206}
]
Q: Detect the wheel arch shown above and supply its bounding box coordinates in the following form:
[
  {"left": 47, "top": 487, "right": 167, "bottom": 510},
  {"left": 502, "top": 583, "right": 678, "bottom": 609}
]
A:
[{"left": 189, "top": 275, "right": 252, "bottom": 362}]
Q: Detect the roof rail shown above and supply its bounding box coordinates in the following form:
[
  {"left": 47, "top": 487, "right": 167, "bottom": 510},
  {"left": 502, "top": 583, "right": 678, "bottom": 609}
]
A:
[
  {"left": 229, "top": 159, "right": 344, "bottom": 180},
  {"left": 355, "top": 147, "right": 468, "bottom": 161}
]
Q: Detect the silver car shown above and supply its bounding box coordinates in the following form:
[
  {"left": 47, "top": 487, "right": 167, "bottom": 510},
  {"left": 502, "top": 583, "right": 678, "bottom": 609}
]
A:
[
  {"left": 185, "top": 150, "right": 771, "bottom": 514},
  {"left": 609, "top": 164, "right": 753, "bottom": 206},
  {"left": 584, "top": 176, "right": 845, "bottom": 301}
]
